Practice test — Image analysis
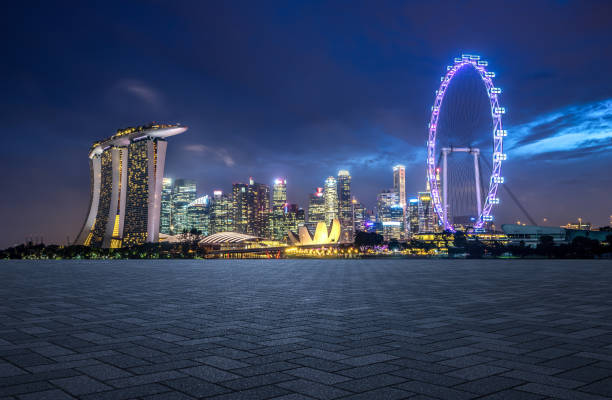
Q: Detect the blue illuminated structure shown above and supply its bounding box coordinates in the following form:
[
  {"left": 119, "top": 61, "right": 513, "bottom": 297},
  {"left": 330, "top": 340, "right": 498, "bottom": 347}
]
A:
[{"left": 427, "top": 54, "right": 506, "bottom": 231}]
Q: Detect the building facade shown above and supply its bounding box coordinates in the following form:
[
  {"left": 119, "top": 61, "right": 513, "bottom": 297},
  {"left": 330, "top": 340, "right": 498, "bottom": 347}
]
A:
[
  {"left": 285, "top": 203, "right": 305, "bottom": 238},
  {"left": 186, "top": 195, "right": 210, "bottom": 236},
  {"left": 324, "top": 176, "right": 338, "bottom": 226},
  {"left": 210, "top": 190, "right": 233, "bottom": 234},
  {"left": 393, "top": 165, "right": 406, "bottom": 208},
  {"left": 172, "top": 179, "right": 197, "bottom": 234},
  {"left": 271, "top": 179, "right": 287, "bottom": 240},
  {"left": 418, "top": 191, "right": 435, "bottom": 233},
  {"left": 307, "top": 188, "right": 325, "bottom": 231},
  {"left": 408, "top": 198, "right": 419, "bottom": 234},
  {"left": 337, "top": 170, "right": 353, "bottom": 239},
  {"left": 160, "top": 178, "right": 173, "bottom": 234},
  {"left": 376, "top": 190, "right": 403, "bottom": 241},
  {"left": 75, "top": 123, "right": 187, "bottom": 248},
  {"left": 352, "top": 198, "right": 366, "bottom": 233},
  {"left": 233, "top": 178, "right": 270, "bottom": 238}
]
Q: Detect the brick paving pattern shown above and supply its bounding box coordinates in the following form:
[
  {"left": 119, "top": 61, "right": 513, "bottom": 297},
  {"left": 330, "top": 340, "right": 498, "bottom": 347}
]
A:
[{"left": 1, "top": 259, "right": 611, "bottom": 399}]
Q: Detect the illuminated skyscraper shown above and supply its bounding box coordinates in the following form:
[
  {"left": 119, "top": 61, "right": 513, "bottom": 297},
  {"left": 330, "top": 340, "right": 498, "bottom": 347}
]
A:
[
  {"left": 376, "top": 190, "right": 403, "bottom": 241},
  {"left": 307, "top": 188, "right": 325, "bottom": 231},
  {"left": 408, "top": 198, "right": 419, "bottom": 234},
  {"left": 251, "top": 179, "right": 271, "bottom": 238},
  {"left": 210, "top": 190, "right": 233, "bottom": 234},
  {"left": 160, "top": 178, "right": 173, "bottom": 234},
  {"left": 352, "top": 198, "right": 366, "bottom": 233},
  {"left": 75, "top": 123, "right": 187, "bottom": 248},
  {"left": 271, "top": 178, "right": 287, "bottom": 240},
  {"left": 337, "top": 170, "right": 353, "bottom": 239},
  {"left": 233, "top": 178, "right": 270, "bottom": 237},
  {"left": 186, "top": 195, "right": 210, "bottom": 235},
  {"left": 233, "top": 182, "right": 249, "bottom": 234},
  {"left": 418, "top": 191, "right": 435, "bottom": 232},
  {"left": 324, "top": 176, "right": 338, "bottom": 225},
  {"left": 172, "top": 179, "right": 197, "bottom": 233},
  {"left": 285, "top": 203, "right": 305, "bottom": 237},
  {"left": 393, "top": 165, "right": 406, "bottom": 208}
]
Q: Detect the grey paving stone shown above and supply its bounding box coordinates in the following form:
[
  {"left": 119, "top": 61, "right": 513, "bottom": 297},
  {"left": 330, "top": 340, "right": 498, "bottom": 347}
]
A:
[
  {"left": 107, "top": 370, "right": 186, "bottom": 388},
  {"left": 502, "top": 368, "right": 584, "bottom": 389},
  {"left": 391, "top": 368, "right": 465, "bottom": 386},
  {"left": 286, "top": 367, "right": 351, "bottom": 385},
  {"left": 162, "top": 377, "right": 230, "bottom": 397},
  {"left": 0, "top": 363, "right": 27, "bottom": 378},
  {"left": 578, "top": 377, "right": 612, "bottom": 397},
  {"left": 142, "top": 392, "right": 196, "bottom": 400},
  {"left": 477, "top": 389, "right": 545, "bottom": 399},
  {"left": 206, "top": 385, "right": 290, "bottom": 399},
  {"left": 220, "top": 372, "right": 294, "bottom": 391},
  {"left": 396, "top": 380, "right": 476, "bottom": 400},
  {"left": 277, "top": 378, "right": 351, "bottom": 399},
  {"left": 337, "top": 363, "right": 402, "bottom": 378},
  {"left": 79, "top": 383, "right": 169, "bottom": 400},
  {"left": 333, "top": 373, "right": 406, "bottom": 392},
  {"left": 454, "top": 375, "right": 524, "bottom": 395},
  {"left": 516, "top": 382, "right": 607, "bottom": 400},
  {"left": 340, "top": 386, "right": 414, "bottom": 400},
  {"left": 17, "top": 389, "right": 76, "bottom": 400},
  {"left": 49, "top": 376, "right": 111, "bottom": 396},
  {"left": 198, "top": 356, "right": 250, "bottom": 370},
  {"left": 446, "top": 364, "right": 509, "bottom": 380},
  {"left": 1, "top": 260, "right": 611, "bottom": 400},
  {"left": 338, "top": 353, "right": 398, "bottom": 366},
  {"left": 76, "top": 364, "right": 133, "bottom": 380}
]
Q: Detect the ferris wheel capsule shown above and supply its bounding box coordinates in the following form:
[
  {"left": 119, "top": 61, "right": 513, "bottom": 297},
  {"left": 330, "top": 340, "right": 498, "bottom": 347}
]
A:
[{"left": 495, "top": 129, "right": 507, "bottom": 137}]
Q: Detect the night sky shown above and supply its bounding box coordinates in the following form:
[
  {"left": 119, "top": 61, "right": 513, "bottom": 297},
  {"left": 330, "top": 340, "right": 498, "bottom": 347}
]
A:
[{"left": 1, "top": 1, "right": 611, "bottom": 247}]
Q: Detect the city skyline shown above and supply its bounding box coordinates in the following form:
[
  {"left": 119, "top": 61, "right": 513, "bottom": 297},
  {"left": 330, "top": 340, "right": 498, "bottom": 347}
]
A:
[{"left": 1, "top": 1, "right": 612, "bottom": 247}]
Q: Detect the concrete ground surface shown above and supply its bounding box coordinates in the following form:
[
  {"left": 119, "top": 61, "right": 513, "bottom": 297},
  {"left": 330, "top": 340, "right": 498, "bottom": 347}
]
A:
[{"left": 0, "top": 259, "right": 611, "bottom": 400}]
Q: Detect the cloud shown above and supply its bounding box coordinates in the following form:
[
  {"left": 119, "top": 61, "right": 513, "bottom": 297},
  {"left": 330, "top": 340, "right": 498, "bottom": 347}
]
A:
[
  {"left": 185, "top": 144, "right": 235, "bottom": 167},
  {"left": 114, "top": 79, "right": 162, "bottom": 108},
  {"left": 508, "top": 99, "right": 612, "bottom": 160}
]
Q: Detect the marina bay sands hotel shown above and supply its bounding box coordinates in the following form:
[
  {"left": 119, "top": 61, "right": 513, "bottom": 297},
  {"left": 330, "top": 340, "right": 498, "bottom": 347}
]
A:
[{"left": 75, "top": 123, "right": 187, "bottom": 248}]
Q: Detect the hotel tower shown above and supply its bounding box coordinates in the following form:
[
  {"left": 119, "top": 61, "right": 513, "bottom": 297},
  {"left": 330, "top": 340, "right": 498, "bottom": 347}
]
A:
[{"left": 75, "top": 123, "right": 187, "bottom": 248}]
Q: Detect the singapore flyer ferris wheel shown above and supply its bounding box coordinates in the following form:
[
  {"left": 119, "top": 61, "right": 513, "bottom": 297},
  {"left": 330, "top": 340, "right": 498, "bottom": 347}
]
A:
[{"left": 427, "top": 54, "right": 507, "bottom": 232}]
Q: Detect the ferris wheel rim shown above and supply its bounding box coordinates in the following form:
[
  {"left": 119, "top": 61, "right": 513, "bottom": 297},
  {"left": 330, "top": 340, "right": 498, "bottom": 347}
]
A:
[{"left": 426, "top": 54, "right": 505, "bottom": 232}]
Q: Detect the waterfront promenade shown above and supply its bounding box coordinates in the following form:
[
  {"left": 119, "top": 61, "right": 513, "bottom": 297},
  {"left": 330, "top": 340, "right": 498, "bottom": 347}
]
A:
[{"left": 0, "top": 260, "right": 611, "bottom": 399}]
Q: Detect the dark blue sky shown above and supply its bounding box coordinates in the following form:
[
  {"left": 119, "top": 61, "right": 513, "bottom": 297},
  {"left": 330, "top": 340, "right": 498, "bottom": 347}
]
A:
[{"left": 1, "top": 0, "right": 611, "bottom": 247}]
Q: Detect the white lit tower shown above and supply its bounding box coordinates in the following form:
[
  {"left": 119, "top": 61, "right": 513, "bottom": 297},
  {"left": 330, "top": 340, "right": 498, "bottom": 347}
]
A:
[{"left": 324, "top": 176, "right": 338, "bottom": 226}]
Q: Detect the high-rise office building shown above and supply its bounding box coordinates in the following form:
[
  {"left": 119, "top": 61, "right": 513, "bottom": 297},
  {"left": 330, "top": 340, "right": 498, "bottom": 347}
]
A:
[
  {"left": 232, "top": 182, "right": 250, "bottom": 234},
  {"left": 337, "top": 170, "right": 353, "bottom": 239},
  {"left": 307, "top": 188, "right": 325, "bottom": 231},
  {"left": 324, "top": 176, "right": 338, "bottom": 226},
  {"left": 393, "top": 164, "right": 407, "bottom": 234},
  {"left": 408, "top": 198, "right": 419, "bottom": 234},
  {"left": 172, "top": 179, "right": 197, "bottom": 234},
  {"left": 376, "top": 190, "right": 403, "bottom": 241},
  {"left": 251, "top": 179, "right": 271, "bottom": 238},
  {"left": 233, "top": 178, "right": 270, "bottom": 237},
  {"left": 285, "top": 203, "right": 305, "bottom": 237},
  {"left": 187, "top": 195, "right": 210, "bottom": 236},
  {"left": 75, "top": 123, "right": 187, "bottom": 248},
  {"left": 418, "top": 191, "right": 435, "bottom": 232},
  {"left": 271, "top": 179, "right": 287, "bottom": 240},
  {"left": 352, "top": 198, "right": 366, "bottom": 233},
  {"left": 210, "top": 190, "right": 233, "bottom": 234},
  {"left": 160, "top": 178, "right": 173, "bottom": 234},
  {"left": 393, "top": 165, "right": 407, "bottom": 208}
]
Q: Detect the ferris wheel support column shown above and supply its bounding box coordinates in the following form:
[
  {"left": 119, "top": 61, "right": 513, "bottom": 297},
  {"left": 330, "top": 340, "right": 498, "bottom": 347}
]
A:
[
  {"left": 473, "top": 150, "right": 482, "bottom": 220},
  {"left": 442, "top": 148, "right": 449, "bottom": 230}
]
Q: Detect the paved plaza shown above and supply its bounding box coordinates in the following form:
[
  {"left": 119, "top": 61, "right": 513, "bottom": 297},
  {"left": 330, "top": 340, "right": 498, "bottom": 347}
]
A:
[{"left": 0, "top": 259, "right": 611, "bottom": 399}]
